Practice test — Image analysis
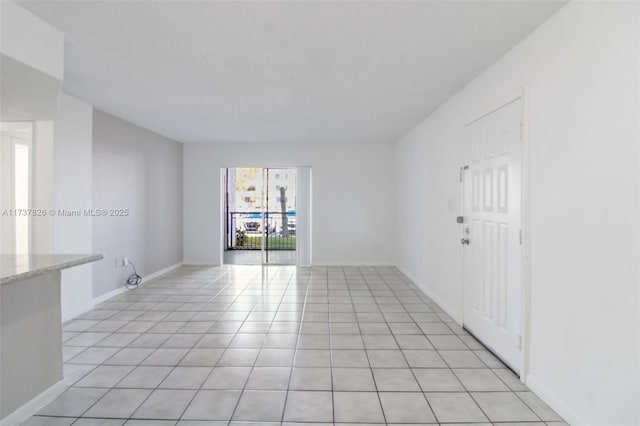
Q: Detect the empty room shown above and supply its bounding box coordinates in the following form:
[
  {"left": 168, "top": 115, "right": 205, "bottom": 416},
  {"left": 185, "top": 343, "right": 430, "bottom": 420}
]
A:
[{"left": 0, "top": 1, "right": 638, "bottom": 425}]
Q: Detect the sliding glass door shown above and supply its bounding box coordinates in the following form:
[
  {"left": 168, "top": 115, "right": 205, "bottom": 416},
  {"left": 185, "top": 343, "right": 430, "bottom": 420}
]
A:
[
  {"left": 263, "top": 168, "right": 296, "bottom": 264},
  {"left": 223, "top": 167, "right": 297, "bottom": 265}
]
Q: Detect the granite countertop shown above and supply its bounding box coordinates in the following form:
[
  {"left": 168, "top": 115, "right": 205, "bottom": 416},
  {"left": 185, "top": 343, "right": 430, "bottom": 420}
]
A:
[{"left": 0, "top": 254, "right": 104, "bottom": 285}]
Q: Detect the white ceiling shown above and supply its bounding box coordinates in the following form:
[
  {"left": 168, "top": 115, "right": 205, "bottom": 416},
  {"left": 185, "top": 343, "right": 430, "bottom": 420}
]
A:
[{"left": 20, "top": 0, "right": 565, "bottom": 144}]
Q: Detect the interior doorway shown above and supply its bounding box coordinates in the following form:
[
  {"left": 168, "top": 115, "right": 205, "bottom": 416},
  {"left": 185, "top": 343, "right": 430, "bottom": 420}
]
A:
[
  {"left": 461, "top": 96, "right": 524, "bottom": 374},
  {"left": 0, "top": 122, "right": 33, "bottom": 254},
  {"left": 223, "top": 167, "right": 298, "bottom": 265}
]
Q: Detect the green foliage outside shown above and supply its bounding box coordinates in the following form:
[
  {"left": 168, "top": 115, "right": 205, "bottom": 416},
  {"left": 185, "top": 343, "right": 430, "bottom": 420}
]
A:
[{"left": 235, "top": 235, "right": 296, "bottom": 250}]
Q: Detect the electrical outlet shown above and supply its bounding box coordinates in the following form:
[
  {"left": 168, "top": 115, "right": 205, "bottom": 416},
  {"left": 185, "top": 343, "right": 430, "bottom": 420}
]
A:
[{"left": 123, "top": 257, "right": 129, "bottom": 266}]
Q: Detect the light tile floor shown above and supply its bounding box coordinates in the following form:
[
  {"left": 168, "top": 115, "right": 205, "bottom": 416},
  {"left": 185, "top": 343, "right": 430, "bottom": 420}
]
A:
[
  {"left": 223, "top": 250, "right": 296, "bottom": 265},
  {"left": 22, "top": 265, "right": 566, "bottom": 425}
]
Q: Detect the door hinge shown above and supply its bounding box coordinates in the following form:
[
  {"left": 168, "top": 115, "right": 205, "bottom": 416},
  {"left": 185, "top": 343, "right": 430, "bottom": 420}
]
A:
[
  {"left": 519, "top": 124, "right": 523, "bottom": 140},
  {"left": 516, "top": 335, "right": 522, "bottom": 350},
  {"left": 519, "top": 229, "right": 522, "bottom": 245}
]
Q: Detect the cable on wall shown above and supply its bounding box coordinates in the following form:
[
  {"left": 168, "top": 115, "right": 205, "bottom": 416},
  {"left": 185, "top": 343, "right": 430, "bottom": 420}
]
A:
[{"left": 125, "top": 261, "right": 142, "bottom": 289}]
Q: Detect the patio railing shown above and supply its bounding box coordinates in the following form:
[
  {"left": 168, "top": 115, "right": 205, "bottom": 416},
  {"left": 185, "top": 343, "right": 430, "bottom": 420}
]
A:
[{"left": 226, "top": 211, "right": 296, "bottom": 250}]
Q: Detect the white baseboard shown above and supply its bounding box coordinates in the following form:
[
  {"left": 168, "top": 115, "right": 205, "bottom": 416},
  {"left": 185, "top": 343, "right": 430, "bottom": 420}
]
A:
[
  {"left": 183, "top": 261, "right": 220, "bottom": 266},
  {"left": 395, "top": 265, "right": 463, "bottom": 324},
  {"left": 63, "top": 262, "right": 183, "bottom": 321},
  {"left": 142, "top": 262, "right": 183, "bottom": 283},
  {"left": 94, "top": 262, "right": 183, "bottom": 304},
  {"left": 396, "top": 266, "right": 583, "bottom": 426},
  {"left": 183, "top": 261, "right": 395, "bottom": 267},
  {"left": 526, "top": 373, "right": 582, "bottom": 426},
  {"left": 92, "top": 285, "right": 127, "bottom": 306},
  {"left": 62, "top": 299, "right": 98, "bottom": 322},
  {"left": 0, "top": 380, "right": 66, "bottom": 426},
  {"left": 311, "top": 261, "right": 395, "bottom": 267},
  {"left": 63, "top": 282, "right": 126, "bottom": 322}
]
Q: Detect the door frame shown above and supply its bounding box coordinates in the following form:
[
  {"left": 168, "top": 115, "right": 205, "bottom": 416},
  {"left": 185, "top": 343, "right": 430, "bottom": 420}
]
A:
[
  {"left": 461, "top": 85, "right": 531, "bottom": 382},
  {"left": 1, "top": 121, "right": 34, "bottom": 254},
  {"left": 219, "top": 166, "right": 312, "bottom": 266}
]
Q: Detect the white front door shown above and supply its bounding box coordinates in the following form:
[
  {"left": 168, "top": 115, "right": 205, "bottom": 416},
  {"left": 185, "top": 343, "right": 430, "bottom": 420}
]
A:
[{"left": 462, "top": 98, "right": 523, "bottom": 373}]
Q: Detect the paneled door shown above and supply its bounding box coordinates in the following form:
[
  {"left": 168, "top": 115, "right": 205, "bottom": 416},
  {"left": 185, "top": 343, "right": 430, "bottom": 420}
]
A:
[{"left": 461, "top": 98, "right": 523, "bottom": 373}]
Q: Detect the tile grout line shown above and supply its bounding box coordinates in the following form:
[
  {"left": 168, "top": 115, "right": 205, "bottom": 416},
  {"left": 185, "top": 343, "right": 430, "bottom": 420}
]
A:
[
  {"left": 65, "top": 266, "right": 235, "bottom": 365},
  {"left": 279, "top": 265, "right": 315, "bottom": 424},
  {"left": 346, "top": 266, "right": 388, "bottom": 425},
  {"left": 225, "top": 266, "right": 298, "bottom": 424},
  {"left": 174, "top": 267, "right": 271, "bottom": 424},
  {"left": 30, "top": 265, "right": 562, "bottom": 425},
  {"left": 379, "top": 265, "right": 540, "bottom": 425},
  {"left": 369, "top": 265, "right": 443, "bottom": 425},
  {"left": 66, "top": 266, "right": 240, "bottom": 422}
]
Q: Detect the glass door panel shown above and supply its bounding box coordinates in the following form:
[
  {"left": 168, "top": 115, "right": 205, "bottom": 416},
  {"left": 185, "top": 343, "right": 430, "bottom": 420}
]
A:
[
  {"left": 265, "top": 168, "right": 296, "bottom": 265},
  {"left": 223, "top": 167, "right": 296, "bottom": 265}
]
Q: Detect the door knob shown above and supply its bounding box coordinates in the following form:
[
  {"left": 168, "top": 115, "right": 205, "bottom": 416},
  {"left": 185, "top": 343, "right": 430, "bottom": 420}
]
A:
[{"left": 461, "top": 238, "right": 470, "bottom": 245}]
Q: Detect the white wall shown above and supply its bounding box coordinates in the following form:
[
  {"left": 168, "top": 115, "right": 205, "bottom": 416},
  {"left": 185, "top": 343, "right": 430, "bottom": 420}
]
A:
[
  {"left": 92, "top": 110, "right": 183, "bottom": 298},
  {"left": 0, "top": 1, "right": 62, "bottom": 256},
  {"left": 31, "top": 121, "right": 55, "bottom": 254},
  {"left": 394, "top": 2, "right": 639, "bottom": 425},
  {"left": 183, "top": 143, "right": 394, "bottom": 265},
  {"left": 0, "top": 1, "right": 62, "bottom": 124},
  {"left": 0, "top": 0, "right": 64, "bottom": 80},
  {"left": 54, "top": 93, "right": 94, "bottom": 320}
]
